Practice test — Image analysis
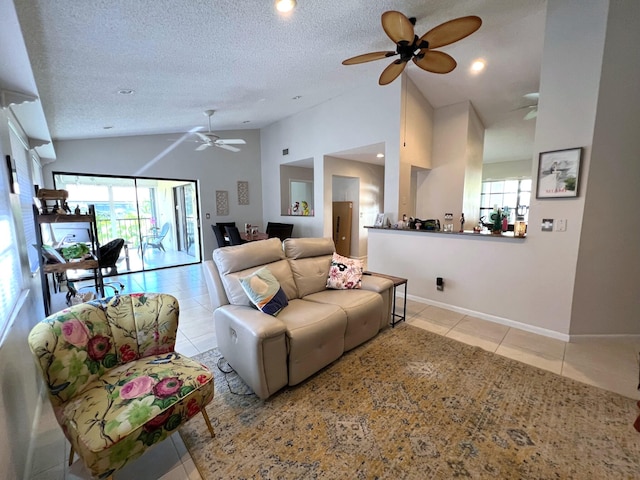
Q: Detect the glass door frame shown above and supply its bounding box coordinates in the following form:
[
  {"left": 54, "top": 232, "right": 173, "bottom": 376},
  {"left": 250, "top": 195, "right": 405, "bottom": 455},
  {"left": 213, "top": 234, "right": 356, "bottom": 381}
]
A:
[{"left": 52, "top": 171, "right": 201, "bottom": 274}]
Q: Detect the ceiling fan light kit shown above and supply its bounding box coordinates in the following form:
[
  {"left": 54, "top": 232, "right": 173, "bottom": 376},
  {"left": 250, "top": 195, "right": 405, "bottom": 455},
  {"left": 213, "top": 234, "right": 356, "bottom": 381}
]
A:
[{"left": 342, "top": 11, "right": 482, "bottom": 85}]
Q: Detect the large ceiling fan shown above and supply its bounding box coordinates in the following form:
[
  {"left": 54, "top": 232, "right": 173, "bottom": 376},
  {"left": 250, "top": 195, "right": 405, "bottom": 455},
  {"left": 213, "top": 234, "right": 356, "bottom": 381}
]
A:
[
  {"left": 343, "top": 11, "right": 482, "bottom": 85},
  {"left": 194, "top": 110, "right": 246, "bottom": 152}
]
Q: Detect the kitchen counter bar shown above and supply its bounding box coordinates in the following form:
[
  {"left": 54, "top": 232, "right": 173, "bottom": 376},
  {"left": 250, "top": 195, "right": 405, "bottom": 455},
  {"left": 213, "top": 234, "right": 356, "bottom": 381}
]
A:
[{"left": 365, "top": 226, "right": 526, "bottom": 240}]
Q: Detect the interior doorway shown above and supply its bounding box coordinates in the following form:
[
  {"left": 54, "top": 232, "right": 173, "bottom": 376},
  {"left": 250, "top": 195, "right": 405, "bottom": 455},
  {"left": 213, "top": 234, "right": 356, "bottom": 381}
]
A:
[
  {"left": 332, "top": 201, "right": 353, "bottom": 256},
  {"left": 331, "top": 175, "right": 360, "bottom": 258}
]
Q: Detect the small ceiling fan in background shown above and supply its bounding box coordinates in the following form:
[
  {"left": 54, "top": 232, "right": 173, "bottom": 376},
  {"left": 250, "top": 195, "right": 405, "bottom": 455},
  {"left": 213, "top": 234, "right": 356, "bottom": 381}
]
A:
[
  {"left": 342, "top": 11, "right": 482, "bottom": 85},
  {"left": 516, "top": 92, "right": 539, "bottom": 120},
  {"left": 194, "top": 110, "right": 246, "bottom": 152}
]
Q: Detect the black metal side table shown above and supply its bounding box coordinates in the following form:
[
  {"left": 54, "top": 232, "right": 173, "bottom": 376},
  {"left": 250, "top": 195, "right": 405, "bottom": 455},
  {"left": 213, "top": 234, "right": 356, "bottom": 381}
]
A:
[{"left": 364, "top": 271, "right": 408, "bottom": 327}]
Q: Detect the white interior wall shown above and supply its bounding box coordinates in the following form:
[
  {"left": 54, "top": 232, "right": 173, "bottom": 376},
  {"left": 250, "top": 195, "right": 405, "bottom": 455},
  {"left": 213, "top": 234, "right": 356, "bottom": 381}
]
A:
[
  {"left": 0, "top": 109, "right": 45, "bottom": 480},
  {"left": 399, "top": 76, "right": 434, "bottom": 218},
  {"left": 45, "top": 130, "right": 263, "bottom": 260},
  {"left": 369, "top": 0, "right": 618, "bottom": 337},
  {"left": 415, "top": 101, "right": 471, "bottom": 222},
  {"left": 260, "top": 78, "right": 401, "bottom": 239},
  {"left": 461, "top": 105, "right": 484, "bottom": 229},
  {"left": 571, "top": 0, "right": 640, "bottom": 334},
  {"left": 483, "top": 159, "right": 532, "bottom": 180}
]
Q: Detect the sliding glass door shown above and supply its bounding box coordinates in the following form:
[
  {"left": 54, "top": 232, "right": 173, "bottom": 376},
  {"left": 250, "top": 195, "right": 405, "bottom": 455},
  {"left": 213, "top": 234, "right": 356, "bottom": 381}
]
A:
[{"left": 53, "top": 172, "right": 201, "bottom": 273}]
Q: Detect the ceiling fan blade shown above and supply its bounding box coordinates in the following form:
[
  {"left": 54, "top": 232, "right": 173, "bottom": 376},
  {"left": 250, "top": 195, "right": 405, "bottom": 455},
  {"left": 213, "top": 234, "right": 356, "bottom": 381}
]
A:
[
  {"left": 216, "top": 139, "right": 246, "bottom": 145},
  {"left": 379, "top": 60, "right": 407, "bottom": 85},
  {"left": 342, "top": 51, "right": 397, "bottom": 65},
  {"left": 195, "top": 132, "right": 210, "bottom": 142},
  {"left": 420, "top": 15, "right": 482, "bottom": 49},
  {"left": 216, "top": 144, "right": 241, "bottom": 153},
  {"left": 412, "top": 50, "right": 457, "bottom": 74},
  {"left": 381, "top": 11, "right": 415, "bottom": 45},
  {"left": 195, "top": 143, "right": 209, "bottom": 151}
]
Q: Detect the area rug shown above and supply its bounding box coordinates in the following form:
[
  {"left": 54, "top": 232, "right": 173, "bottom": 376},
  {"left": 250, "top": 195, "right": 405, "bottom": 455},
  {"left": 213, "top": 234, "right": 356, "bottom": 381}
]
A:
[{"left": 179, "top": 324, "right": 640, "bottom": 479}]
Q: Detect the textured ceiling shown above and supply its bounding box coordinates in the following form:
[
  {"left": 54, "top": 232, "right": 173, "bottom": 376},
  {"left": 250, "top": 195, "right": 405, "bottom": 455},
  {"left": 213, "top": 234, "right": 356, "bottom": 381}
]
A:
[{"left": 14, "top": 0, "right": 546, "bottom": 163}]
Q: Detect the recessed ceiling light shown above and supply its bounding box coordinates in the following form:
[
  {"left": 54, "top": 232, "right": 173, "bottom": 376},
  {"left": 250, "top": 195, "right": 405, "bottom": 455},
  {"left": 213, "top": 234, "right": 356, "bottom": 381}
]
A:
[
  {"left": 376, "top": 153, "right": 384, "bottom": 158},
  {"left": 117, "top": 89, "right": 135, "bottom": 95},
  {"left": 470, "top": 60, "right": 485, "bottom": 73},
  {"left": 275, "top": 0, "right": 296, "bottom": 13}
]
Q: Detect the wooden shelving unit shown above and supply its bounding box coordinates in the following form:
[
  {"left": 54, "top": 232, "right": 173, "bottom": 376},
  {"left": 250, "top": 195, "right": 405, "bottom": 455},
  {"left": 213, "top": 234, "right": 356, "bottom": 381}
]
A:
[{"left": 34, "top": 199, "right": 104, "bottom": 316}]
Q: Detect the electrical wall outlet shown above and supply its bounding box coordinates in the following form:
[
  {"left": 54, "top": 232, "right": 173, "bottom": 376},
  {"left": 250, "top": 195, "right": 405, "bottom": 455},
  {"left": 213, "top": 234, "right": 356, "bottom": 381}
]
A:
[{"left": 555, "top": 219, "right": 567, "bottom": 232}]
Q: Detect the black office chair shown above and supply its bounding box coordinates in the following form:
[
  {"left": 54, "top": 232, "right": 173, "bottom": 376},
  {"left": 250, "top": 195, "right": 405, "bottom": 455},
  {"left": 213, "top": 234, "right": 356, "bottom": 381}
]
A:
[
  {"left": 211, "top": 225, "right": 228, "bottom": 248},
  {"left": 225, "top": 226, "right": 246, "bottom": 246},
  {"left": 99, "top": 238, "right": 125, "bottom": 276},
  {"left": 65, "top": 238, "right": 126, "bottom": 304},
  {"left": 266, "top": 222, "right": 294, "bottom": 241}
]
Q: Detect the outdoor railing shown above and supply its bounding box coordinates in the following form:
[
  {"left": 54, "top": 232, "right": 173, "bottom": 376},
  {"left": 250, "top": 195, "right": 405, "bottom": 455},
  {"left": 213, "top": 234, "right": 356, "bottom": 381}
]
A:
[{"left": 96, "top": 217, "right": 155, "bottom": 247}]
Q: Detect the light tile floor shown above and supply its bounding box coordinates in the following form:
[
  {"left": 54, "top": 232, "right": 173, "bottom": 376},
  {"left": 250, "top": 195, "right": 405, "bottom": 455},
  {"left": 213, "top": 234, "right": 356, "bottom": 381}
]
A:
[{"left": 31, "top": 265, "right": 640, "bottom": 479}]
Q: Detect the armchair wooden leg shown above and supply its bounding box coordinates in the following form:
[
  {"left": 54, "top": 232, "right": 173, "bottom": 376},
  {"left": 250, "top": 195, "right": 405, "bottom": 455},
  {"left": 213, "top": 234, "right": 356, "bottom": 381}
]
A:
[
  {"left": 68, "top": 446, "right": 75, "bottom": 466},
  {"left": 201, "top": 408, "right": 215, "bottom": 437}
]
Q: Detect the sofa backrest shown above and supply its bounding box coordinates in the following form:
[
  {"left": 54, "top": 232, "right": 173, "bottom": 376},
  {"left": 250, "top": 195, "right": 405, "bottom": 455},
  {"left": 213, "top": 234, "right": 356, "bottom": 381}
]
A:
[
  {"left": 28, "top": 293, "right": 179, "bottom": 406},
  {"left": 283, "top": 237, "right": 335, "bottom": 297},
  {"left": 212, "top": 238, "right": 298, "bottom": 305}
]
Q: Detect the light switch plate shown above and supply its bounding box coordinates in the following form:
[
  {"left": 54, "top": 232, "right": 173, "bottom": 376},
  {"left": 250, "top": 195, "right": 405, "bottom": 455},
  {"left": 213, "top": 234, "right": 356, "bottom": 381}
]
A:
[{"left": 555, "top": 219, "right": 567, "bottom": 232}]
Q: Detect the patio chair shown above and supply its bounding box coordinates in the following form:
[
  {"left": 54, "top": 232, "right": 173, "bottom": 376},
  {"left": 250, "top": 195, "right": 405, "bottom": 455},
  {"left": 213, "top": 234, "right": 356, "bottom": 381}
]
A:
[{"left": 141, "top": 222, "right": 170, "bottom": 252}]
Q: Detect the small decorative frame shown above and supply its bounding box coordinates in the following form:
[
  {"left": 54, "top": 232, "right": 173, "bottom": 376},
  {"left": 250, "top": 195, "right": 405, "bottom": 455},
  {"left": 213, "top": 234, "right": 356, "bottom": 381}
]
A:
[
  {"left": 536, "top": 147, "right": 582, "bottom": 198},
  {"left": 237, "top": 180, "right": 249, "bottom": 205},
  {"left": 374, "top": 213, "right": 386, "bottom": 228},
  {"left": 215, "top": 190, "right": 229, "bottom": 216}
]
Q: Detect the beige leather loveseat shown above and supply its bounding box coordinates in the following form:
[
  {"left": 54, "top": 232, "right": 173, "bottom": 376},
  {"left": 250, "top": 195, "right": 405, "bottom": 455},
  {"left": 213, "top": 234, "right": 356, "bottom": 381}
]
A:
[{"left": 203, "top": 237, "right": 394, "bottom": 399}]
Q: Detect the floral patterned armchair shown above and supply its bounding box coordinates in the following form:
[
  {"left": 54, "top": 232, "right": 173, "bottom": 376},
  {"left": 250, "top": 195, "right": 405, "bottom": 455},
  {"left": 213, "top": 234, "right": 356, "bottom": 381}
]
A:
[{"left": 28, "top": 293, "right": 215, "bottom": 479}]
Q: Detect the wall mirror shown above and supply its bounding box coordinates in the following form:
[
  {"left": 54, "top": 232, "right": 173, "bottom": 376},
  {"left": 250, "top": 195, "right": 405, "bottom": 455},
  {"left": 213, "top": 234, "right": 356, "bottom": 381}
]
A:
[{"left": 280, "top": 158, "right": 314, "bottom": 216}]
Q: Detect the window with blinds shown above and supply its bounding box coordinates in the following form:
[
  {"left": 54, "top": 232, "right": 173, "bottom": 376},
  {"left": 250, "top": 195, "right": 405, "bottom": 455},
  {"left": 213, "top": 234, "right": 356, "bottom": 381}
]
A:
[{"left": 0, "top": 158, "right": 22, "bottom": 343}]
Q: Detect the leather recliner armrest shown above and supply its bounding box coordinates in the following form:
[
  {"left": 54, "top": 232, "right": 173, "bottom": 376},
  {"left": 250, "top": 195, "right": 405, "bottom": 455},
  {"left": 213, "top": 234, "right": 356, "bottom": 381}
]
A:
[{"left": 214, "top": 305, "right": 288, "bottom": 399}]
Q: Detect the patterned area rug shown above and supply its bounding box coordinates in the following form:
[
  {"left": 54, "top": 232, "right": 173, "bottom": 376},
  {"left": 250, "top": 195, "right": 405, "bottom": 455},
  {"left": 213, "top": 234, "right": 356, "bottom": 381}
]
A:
[{"left": 179, "top": 324, "right": 640, "bottom": 479}]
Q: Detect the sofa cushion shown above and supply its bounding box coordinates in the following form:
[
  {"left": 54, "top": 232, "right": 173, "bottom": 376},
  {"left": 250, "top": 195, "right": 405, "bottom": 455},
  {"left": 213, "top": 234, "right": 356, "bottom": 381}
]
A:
[
  {"left": 59, "top": 353, "right": 214, "bottom": 477},
  {"left": 284, "top": 238, "right": 335, "bottom": 297},
  {"left": 214, "top": 238, "right": 298, "bottom": 304},
  {"left": 326, "top": 252, "right": 363, "bottom": 289},
  {"left": 214, "top": 237, "right": 285, "bottom": 274},
  {"left": 240, "top": 267, "right": 288, "bottom": 316},
  {"left": 304, "top": 289, "right": 383, "bottom": 351},
  {"left": 288, "top": 255, "right": 332, "bottom": 297},
  {"left": 283, "top": 237, "right": 335, "bottom": 260},
  {"left": 276, "top": 299, "right": 347, "bottom": 385}
]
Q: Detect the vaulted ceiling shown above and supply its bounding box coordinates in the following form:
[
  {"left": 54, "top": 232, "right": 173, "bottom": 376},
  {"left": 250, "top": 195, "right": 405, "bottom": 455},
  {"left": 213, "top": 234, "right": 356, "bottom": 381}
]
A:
[{"left": 12, "top": 0, "right": 546, "bottom": 163}]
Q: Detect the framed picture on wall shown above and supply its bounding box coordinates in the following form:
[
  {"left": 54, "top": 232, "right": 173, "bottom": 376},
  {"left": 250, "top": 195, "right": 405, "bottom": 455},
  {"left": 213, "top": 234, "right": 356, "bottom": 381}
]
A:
[
  {"left": 374, "top": 213, "right": 386, "bottom": 228},
  {"left": 536, "top": 147, "right": 582, "bottom": 198}
]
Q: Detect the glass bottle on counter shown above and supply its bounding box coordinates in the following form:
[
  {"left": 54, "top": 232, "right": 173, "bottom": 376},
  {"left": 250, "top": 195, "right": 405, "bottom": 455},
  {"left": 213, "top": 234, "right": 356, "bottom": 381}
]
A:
[{"left": 444, "top": 213, "right": 454, "bottom": 232}]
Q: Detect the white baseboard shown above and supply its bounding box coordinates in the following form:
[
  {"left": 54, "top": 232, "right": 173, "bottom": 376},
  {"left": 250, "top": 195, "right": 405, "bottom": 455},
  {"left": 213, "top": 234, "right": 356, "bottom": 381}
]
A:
[
  {"left": 23, "top": 386, "right": 45, "bottom": 480},
  {"left": 568, "top": 333, "right": 640, "bottom": 342},
  {"left": 404, "top": 293, "right": 571, "bottom": 342}
]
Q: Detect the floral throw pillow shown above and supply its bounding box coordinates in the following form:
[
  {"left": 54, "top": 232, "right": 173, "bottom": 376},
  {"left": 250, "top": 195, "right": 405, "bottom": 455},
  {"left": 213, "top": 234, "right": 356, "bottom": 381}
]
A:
[
  {"left": 239, "top": 266, "right": 289, "bottom": 316},
  {"left": 326, "top": 252, "right": 363, "bottom": 290}
]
